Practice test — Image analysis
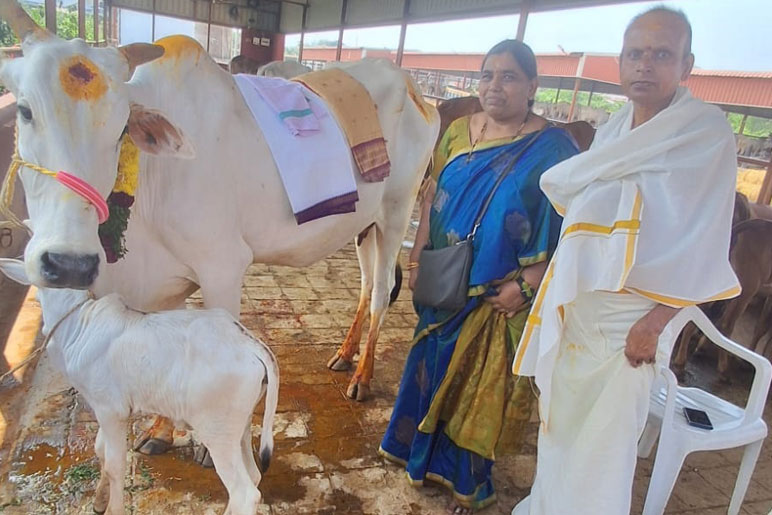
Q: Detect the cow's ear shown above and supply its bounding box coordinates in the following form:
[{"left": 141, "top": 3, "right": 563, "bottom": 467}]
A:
[
  {"left": 0, "top": 258, "right": 31, "bottom": 285},
  {"left": 127, "top": 104, "right": 195, "bottom": 159}
]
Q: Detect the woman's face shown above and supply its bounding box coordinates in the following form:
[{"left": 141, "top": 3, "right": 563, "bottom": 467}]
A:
[{"left": 478, "top": 52, "right": 537, "bottom": 122}]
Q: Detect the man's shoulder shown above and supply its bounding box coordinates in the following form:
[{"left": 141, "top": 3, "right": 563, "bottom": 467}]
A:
[
  {"left": 688, "top": 94, "right": 729, "bottom": 122},
  {"left": 686, "top": 95, "right": 736, "bottom": 141}
]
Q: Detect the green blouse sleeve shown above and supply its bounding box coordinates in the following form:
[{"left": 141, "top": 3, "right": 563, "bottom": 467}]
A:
[{"left": 431, "top": 116, "right": 471, "bottom": 182}]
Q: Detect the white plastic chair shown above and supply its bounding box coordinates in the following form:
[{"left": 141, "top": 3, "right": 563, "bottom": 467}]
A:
[{"left": 637, "top": 305, "right": 772, "bottom": 515}]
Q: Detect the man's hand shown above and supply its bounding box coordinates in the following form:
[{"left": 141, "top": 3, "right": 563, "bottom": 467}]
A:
[
  {"left": 484, "top": 280, "right": 525, "bottom": 317},
  {"left": 625, "top": 304, "right": 679, "bottom": 367}
]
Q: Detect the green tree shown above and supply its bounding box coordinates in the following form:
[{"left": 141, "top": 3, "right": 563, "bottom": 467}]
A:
[
  {"left": 0, "top": 5, "right": 95, "bottom": 46},
  {"left": 535, "top": 88, "right": 625, "bottom": 115},
  {"left": 727, "top": 113, "right": 772, "bottom": 138}
]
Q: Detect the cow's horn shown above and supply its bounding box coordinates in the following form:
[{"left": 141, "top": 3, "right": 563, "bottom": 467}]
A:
[
  {"left": 0, "top": 1, "right": 49, "bottom": 42},
  {"left": 118, "top": 43, "right": 165, "bottom": 78}
]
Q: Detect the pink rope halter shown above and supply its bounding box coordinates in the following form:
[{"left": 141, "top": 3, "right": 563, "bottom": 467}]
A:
[{"left": 55, "top": 171, "right": 110, "bottom": 224}]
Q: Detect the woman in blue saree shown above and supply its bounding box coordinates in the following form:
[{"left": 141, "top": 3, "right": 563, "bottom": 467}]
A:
[{"left": 379, "top": 40, "right": 580, "bottom": 513}]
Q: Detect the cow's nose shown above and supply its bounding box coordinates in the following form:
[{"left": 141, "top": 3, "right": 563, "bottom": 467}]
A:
[{"left": 40, "top": 252, "right": 100, "bottom": 288}]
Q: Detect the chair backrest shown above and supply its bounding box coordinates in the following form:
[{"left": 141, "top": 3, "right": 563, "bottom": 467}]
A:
[{"left": 663, "top": 306, "right": 772, "bottom": 423}]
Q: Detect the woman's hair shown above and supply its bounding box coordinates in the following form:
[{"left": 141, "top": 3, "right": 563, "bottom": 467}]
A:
[{"left": 481, "top": 39, "right": 538, "bottom": 107}]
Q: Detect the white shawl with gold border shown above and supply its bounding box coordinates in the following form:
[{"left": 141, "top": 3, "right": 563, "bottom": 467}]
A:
[{"left": 513, "top": 87, "right": 740, "bottom": 419}]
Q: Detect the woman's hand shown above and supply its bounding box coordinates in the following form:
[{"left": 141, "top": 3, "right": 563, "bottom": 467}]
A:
[
  {"left": 407, "top": 179, "right": 435, "bottom": 292},
  {"left": 408, "top": 267, "right": 419, "bottom": 290},
  {"left": 484, "top": 280, "right": 525, "bottom": 317}
]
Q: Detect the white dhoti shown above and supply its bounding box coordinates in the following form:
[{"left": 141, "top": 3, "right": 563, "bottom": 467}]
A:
[{"left": 513, "top": 290, "right": 668, "bottom": 515}]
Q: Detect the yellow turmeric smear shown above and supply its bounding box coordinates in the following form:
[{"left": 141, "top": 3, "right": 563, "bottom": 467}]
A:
[
  {"left": 155, "top": 35, "right": 204, "bottom": 63},
  {"left": 58, "top": 55, "right": 107, "bottom": 102}
]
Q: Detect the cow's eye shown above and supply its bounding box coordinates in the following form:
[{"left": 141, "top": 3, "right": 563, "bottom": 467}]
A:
[{"left": 17, "top": 104, "right": 32, "bottom": 122}]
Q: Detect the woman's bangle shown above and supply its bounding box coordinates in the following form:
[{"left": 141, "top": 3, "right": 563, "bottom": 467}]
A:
[
  {"left": 515, "top": 276, "right": 535, "bottom": 301},
  {"left": 406, "top": 262, "right": 420, "bottom": 271}
]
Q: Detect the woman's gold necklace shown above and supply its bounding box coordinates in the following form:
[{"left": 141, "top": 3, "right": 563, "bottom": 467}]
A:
[{"left": 466, "top": 113, "right": 530, "bottom": 164}]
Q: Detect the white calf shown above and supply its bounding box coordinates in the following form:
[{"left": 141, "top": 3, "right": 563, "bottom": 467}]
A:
[{"left": 0, "top": 258, "right": 278, "bottom": 515}]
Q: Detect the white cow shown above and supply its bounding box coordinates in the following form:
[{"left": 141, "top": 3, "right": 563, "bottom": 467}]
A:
[
  {"left": 0, "top": 3, "right": 437, "bottom": 456},
  {"left": 0, "top": 257, "right": 279, "bottom": 515},
  {"left": 256, "top": 59, "right": 311, "bottom": 79}
]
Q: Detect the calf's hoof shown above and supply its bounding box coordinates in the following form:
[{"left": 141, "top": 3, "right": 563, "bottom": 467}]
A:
[
  {"left": 194, "top": 444, "right": 215, "bottom": 468},
  {"left": 346, "top": 381, "right": 371, "bottom": 402},
  {"left": 327, "top": 352, "right": 353, "bottom": 372},
  {"left": 93, "top": 477, "right": 109, "bottom": 513},
  {"left": 133, "top": 436, "right": 173, "bottom": 456}
]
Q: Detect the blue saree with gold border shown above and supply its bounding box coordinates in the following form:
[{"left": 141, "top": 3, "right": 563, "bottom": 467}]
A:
[{"left": 379, "top": 125, "right": 578, "bottom": 509}]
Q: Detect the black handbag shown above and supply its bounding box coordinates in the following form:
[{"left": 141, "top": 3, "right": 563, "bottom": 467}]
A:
[{"left": 412, "top": 125, "right": 549, "bottom": 311}]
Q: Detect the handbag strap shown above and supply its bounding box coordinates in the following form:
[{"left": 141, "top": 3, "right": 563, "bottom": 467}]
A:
[{"left": 467, "top": 123, "right": 551, "bottom": 240}]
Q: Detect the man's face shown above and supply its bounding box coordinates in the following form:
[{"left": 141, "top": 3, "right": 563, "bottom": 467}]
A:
[{"left": 620, "top": 13, "right": 694, "bottom": 110}]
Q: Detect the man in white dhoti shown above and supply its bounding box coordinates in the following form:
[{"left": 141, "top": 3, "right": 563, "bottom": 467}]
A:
[{"left": 511, "top": 8, "right": 741, "bottom": 515}]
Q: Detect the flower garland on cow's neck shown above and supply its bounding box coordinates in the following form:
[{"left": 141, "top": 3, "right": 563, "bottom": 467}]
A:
[{"left": 98, "top": 135, "right": 139, "bottom": 263}]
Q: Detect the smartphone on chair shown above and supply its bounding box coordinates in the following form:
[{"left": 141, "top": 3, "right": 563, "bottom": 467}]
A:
[{"left": 683, "top": 407, "right": 713, "bottom": 430}]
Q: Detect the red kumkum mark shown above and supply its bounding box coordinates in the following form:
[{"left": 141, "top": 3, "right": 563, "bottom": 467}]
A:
[
  {"left": 68, "top": 62, "right": 95, "bottom": 83},
  {"left": 59, "top": 56, "right": 107, "bottom": 101}
]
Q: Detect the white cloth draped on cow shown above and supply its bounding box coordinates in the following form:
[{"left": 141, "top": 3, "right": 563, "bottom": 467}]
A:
[
  {"left": 234, "top": 74, "right": 359, "bottom": 224},
  {"left": 512, "top": 87, "right": 740, "bottom": 515}
]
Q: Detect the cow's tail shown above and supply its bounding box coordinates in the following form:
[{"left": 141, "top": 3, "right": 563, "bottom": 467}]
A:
[
  {"left": 257, "top": 342, "right": 279, "bottom": 473},
  {"left": 390, "top": 263, "right": 402, "bottom": 306}
]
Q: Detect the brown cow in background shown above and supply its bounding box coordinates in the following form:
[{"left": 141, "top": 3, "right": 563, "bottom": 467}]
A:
[{"left": 672, "top": 193, "right": 772, "bottom": 379}]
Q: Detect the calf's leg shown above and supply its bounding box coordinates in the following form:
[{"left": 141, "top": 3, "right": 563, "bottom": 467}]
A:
[
  {"left": 98, "top": 415, "right": 129, "bottom": 515},
  {"left": 205, "top": 435, "right": 262, "bottom": 515},
  {"left": 93, "top": 427, "right": 110, "bottom": 514}
]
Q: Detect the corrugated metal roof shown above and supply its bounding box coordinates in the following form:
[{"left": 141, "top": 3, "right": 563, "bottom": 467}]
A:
[
  {"left": 281, "top": 0, "right": 647, "bottom": 33},
  {"left": 301, "top": 47, "right": 772, "bottom": 116},
  {"left": 684, "top": 75, "right": 772, "bottom": 112},
  {"left": 691, "top": 69, "right": 772, "bottom": 79},
  {"left": 110, "top": 0, "right": 281, "bottom": 31}
]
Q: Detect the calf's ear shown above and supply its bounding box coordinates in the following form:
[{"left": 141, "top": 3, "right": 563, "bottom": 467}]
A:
[{"left": 0, "top": 258, "right": 31, "bottom": 285}]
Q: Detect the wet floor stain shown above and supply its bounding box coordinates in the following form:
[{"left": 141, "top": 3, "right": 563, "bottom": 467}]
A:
[{"left": 1, "top": 242, "right": 771, "bottom": 514}]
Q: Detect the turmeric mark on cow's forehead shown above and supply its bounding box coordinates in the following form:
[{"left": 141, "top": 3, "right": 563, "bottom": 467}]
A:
[
  {"left": 58, "top": 56, "right": 107, "bottom": 102},
  {"left": 155, "top": 35, "right": 203, "bottom": 62}
]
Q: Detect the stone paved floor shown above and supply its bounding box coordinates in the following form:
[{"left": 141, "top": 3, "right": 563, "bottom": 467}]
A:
[{"left": 0, "top": 242, "right": 771, "bottom": 514}]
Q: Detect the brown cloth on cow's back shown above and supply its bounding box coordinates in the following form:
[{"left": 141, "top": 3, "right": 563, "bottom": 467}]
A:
[{"left": 294, "top": 68, "right": 390, "bottom": 182}]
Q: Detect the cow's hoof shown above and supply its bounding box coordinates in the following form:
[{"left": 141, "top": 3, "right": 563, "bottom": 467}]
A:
[
  {"left": 193, "top": 444, "right": 215, "bottom": 468},
  {"left": 133, "top": 436, "right": 173, "bottom": 456},
  {"left": 327, "top": 353, "right": 352, "bottom": 372},
  {"left": 346, "top": 381, "right": 370, "bottom": 402}
]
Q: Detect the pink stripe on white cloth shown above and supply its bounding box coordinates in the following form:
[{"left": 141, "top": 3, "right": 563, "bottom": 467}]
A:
[{"left": 55, "top": 171, "right": 109, "bottom": 224}]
